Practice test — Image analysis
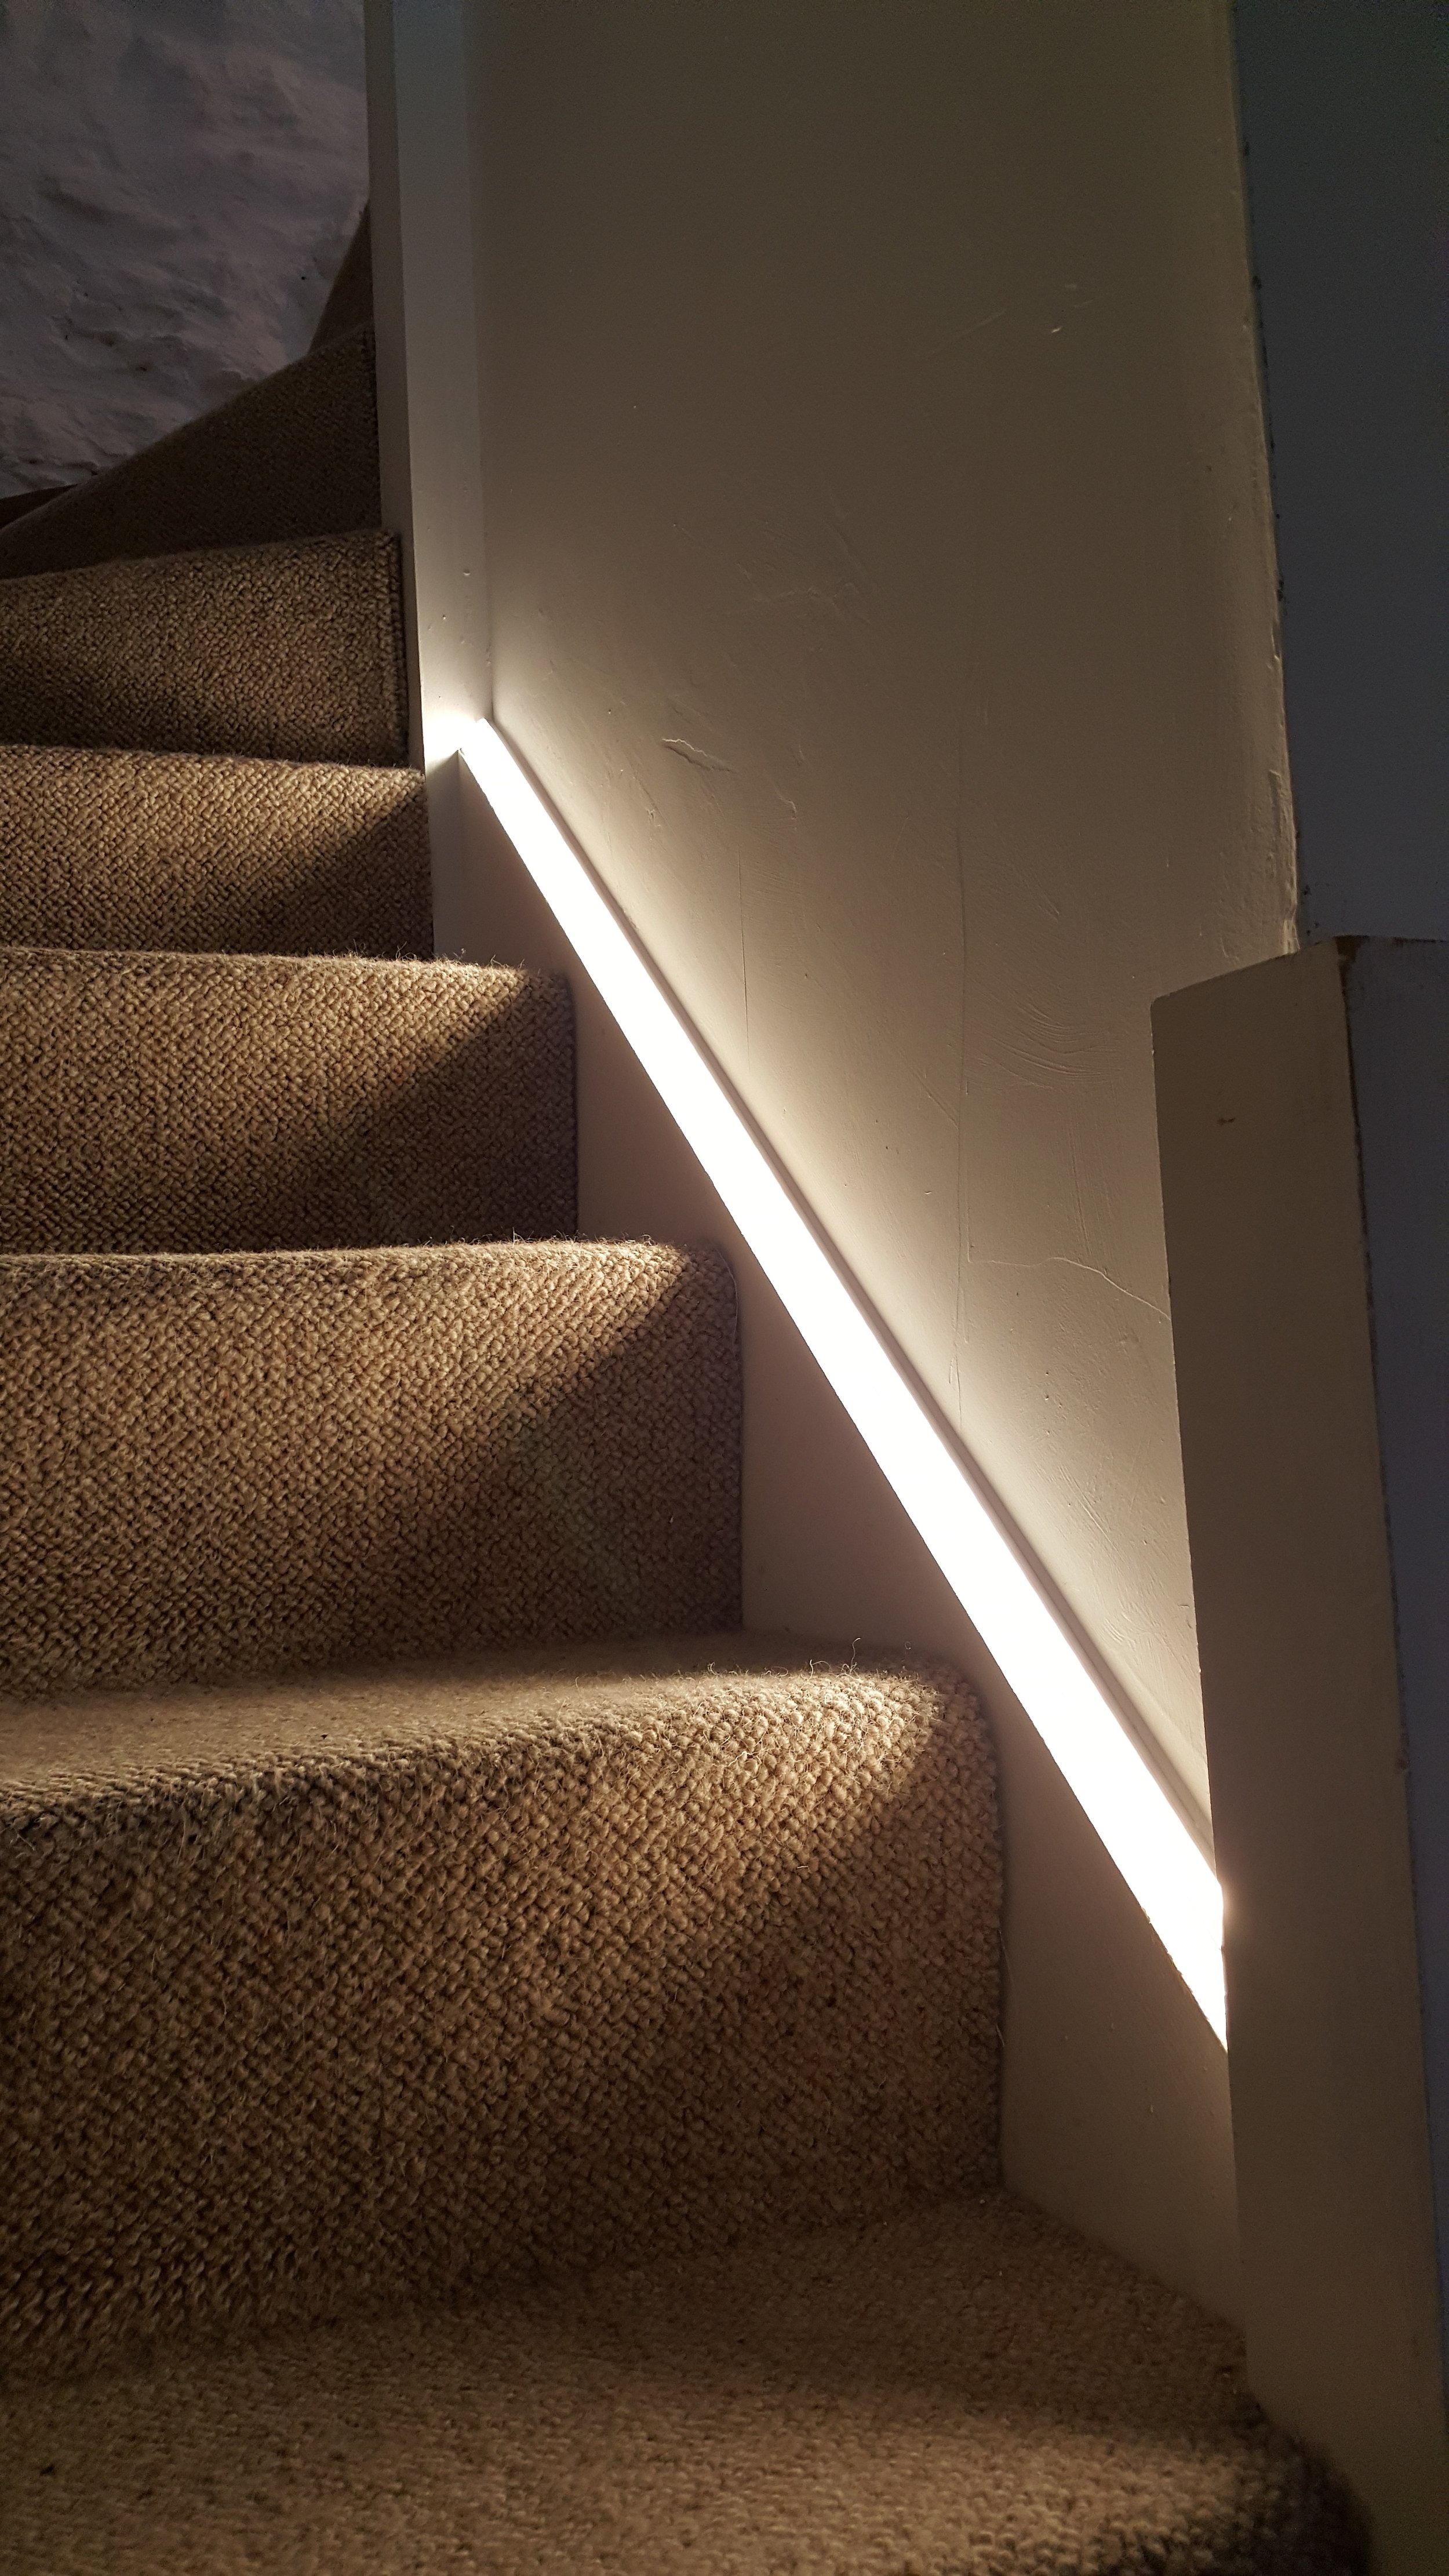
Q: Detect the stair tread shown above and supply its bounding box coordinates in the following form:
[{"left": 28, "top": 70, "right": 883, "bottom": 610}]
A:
[
  {"left": 0, "top": 1627, "right": 971, "bottom": 1795},
  {"left": 0, "top": 2189, "right": 1355, "bottom": 2573},
  {"left": 0, "top": 325, "right": 378, "bottom": 581},
  {"left": 0, "top": 743, "right": 432, "bottom": 955},
  {"left": 0, "top": 530, "right": 407, "bottom": 766},
  {"left": 0, "top": 946, "right": 575, "bottom": 1251}
]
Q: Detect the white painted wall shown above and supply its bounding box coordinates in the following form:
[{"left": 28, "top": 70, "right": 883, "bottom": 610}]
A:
[
  {"left": 0, "top": 0, "right": 367, "bottom": 497},
  {"left": 468, "top": 0, "right": 1294, "bottom": 1828}
]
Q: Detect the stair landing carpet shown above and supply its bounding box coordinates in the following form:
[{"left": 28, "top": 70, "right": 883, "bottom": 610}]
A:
[{"left": 0, "top": 325, "right": 380, "bottom": 581}]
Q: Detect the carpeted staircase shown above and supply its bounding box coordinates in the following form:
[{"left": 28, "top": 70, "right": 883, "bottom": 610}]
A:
[{"left": 0, "top": 278, "right": 1361, "bottom": 2571}]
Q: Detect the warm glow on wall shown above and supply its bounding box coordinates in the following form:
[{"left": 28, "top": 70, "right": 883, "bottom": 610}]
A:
[{"left": 461, "top": 718, "right": 1228, "bottom": 2044}]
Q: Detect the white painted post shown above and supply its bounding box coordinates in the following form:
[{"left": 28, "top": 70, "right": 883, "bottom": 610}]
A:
[
  {"left": 363, "top": 0, "right": 489, "bottom": 952},
  {"left": 1199, "top": 13, "right": 1449, "bottom": 2552},
  {"left": 1155, "top": 940, "right": 1449, "bottom": 2567}
]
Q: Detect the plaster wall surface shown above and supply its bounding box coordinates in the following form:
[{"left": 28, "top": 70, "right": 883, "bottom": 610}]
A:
[
  {"left": 1156, "top": 943, "right": 1449, "bottom": 2552},
  {"left": 471, "top": 0, "right": 1295, "bottom": 1819},
  {"left": 0, "top": 0, "right": 367, "bottom": 497}
]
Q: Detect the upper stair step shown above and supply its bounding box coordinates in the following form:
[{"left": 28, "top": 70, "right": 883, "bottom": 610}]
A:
[
  {"left": 0, "top": 949, "right": 575, "bottom": 1254},
  {"left": 0, "top": 532, "right": 407, "bottom": 765},
  {"left": 0, "top": 1240, "right": 738, "bottom": 1696},
  {"left": 0, "top": 325, "right": 379, "bottom": 582},
  {"left": 0, "top": 743, "right": 432, "bottom": 956},
  {"left": 0, "top": 2187, "right": 1358, "bottom": 2571},
  {"left": 0, "top": 1636, "right": 996, "bottom": 2372}
]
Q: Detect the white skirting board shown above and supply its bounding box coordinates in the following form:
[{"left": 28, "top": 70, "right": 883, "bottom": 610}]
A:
[{"left": 449, "top": 746, "right": 1241, "bottom": 2324}]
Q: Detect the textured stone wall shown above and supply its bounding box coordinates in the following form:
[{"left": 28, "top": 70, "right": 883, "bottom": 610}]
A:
[{"left": 0, "top": 0, "right": 366, "bottom": 497}]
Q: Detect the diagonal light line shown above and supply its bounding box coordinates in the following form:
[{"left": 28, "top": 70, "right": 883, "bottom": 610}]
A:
[{"left": 461, "top": 718, "right": 1227, "bottom": 2043}]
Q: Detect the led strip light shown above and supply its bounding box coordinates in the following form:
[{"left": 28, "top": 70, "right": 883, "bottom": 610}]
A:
[{"left": 461, "top": 719, "right": 1227, "bottom": 2043}]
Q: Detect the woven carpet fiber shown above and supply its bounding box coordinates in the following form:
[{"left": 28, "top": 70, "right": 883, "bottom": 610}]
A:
[
  {"left": 0, "top": 948, "right": 575, "bottom": 1250},
  {"left": 0, "top": 744, "right": 431, "bottom": 955},
  {"left": 0, "top": 531, "right": 407, "bottom": 764},
  {"left": 0, "top": 327, "right": 378, "bottom": 581},
  {"left": 0, "top": 1240, "right": 739, "bottom": 1693},
  {"left": 0, "top": 1640, "right": 996, "bottom": 2369},
  {"left": 0, "top": 2195, "right": 1360, "bottom": 2576}
]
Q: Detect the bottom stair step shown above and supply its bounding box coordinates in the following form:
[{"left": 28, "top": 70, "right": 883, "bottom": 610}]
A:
[
  {"left": 1, "top": 1639, "right": 997, "bottom": 2370},
  {"left": 0, "top": 2193, "right": 1361, "bottom": 2574}
]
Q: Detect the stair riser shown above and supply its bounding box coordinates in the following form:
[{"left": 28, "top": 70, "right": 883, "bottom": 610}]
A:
[
  {"left": 0, "top": 1670, "right": 997, "bottom": 2369},
  {"left": 0, "top": 747, "right": 434, "bottom": 956},
  {"left": 0, "top": 952, "right": 576, "bottom": 1253},
  {"left": 0, "top": 1243, "right": 740, "bottom": 1693},
  {"left": 0, "top": 532, "right": 408, "bottom": 766}
]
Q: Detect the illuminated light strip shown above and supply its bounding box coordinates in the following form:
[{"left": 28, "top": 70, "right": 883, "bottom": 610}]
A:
[{"left": 461, "top": 719, "right": 1227, "bottom": 2043}]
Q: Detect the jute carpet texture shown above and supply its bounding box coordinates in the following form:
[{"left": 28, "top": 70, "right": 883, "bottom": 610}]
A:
[
  {"left": 0, "top": 530, "right": 407, "bottom": 764},
  {"left": 0, "top": 1240, "right": 740, "bottom": 1694},
  {"left": 0, "top": 237, "right": 1362, "bottom": 2572},
  {"left": 0, "top": 745, "right": 432, "bottom": 955},
  {"left": 0, "top": 948, "right": 575, "bottom": 1250},
  {"left": 0, "top": 1641, "right": 996, "bottom": 2371},
  {"left": 0, "top": 2197, "right": 1362, "bottom": 2574},
  {"left": 0, "top": 327, "right": 379, "bottom": 581}
]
